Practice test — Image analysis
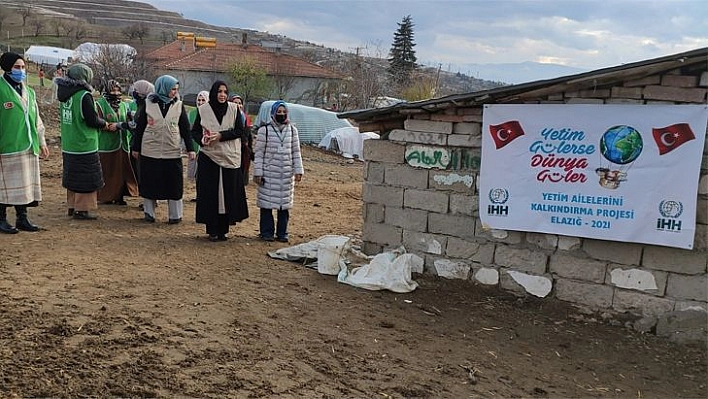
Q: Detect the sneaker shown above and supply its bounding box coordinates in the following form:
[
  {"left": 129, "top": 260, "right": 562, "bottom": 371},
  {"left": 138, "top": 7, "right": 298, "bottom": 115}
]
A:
[
  {"left": 208, "top": 234, "right": 219, "bottom": 242},
  {"left": 144, "top": 213, "right": 155, "bottom": 223},
  {"left": 168, "top": 218, "right": 182, "bottom": 224},
  {"left": 276, "top": 237, "right": 289, "bottom": 243},
  {"left": 260, "top": 236, "right": 274, "bottom": 242}
]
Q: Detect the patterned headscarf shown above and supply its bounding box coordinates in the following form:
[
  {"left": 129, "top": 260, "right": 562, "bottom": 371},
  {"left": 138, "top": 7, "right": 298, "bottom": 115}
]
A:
[
  {"left": 270, "top": 100, "right": 289, "bottom": 124},
  {"left": 154, "top": 75, "right": 179, "bottom": 103}
]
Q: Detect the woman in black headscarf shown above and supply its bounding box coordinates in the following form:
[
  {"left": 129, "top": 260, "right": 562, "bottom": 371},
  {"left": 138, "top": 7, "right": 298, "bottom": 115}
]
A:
[{"left": 191, "top": 80, "right": 249, "bottom": 241}]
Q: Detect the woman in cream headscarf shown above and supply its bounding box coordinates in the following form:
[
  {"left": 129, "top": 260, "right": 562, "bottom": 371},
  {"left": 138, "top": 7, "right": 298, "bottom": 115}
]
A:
[{"left": 131, "top": 75, "right": 195, "bottom": 224}]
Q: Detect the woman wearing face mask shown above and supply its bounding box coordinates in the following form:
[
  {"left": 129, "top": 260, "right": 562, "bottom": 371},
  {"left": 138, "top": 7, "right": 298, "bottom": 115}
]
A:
[
  {"left": 0, "top": 52, "right": 50, "bottom": 233},
  {"left": 131, "top": 75, "right": 195, "bottom": 224},
  {"left": 191, "top": 81, "right": 249, "bottom": 241},
  {"left": 57, "top": 63, "right": 111, "bottom": 220},
  {"left": 253, "top": 101, "right": 304, "bottom": 243},
  {"left": 96, "top": 79, "right": 138, "bottom": 206}
]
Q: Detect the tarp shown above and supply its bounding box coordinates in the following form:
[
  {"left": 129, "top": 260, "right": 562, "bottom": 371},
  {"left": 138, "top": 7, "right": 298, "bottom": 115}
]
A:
[
  {"left": 318, "top": 126, "right": 380, "bottom": 160},
  {"left": 24, "top": 45, "right": 74, "bottom": 66},
  {"left": 73, "top": 42, "right": 136, "bottom": 63},
  {"left": 255, "top": 101, "right": 353, "bottom": 144}
]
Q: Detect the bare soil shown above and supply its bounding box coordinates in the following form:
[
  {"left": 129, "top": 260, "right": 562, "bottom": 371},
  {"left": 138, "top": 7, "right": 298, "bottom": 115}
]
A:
[{"left": 0, "top": 105, "right": 705, "bottom": 398}]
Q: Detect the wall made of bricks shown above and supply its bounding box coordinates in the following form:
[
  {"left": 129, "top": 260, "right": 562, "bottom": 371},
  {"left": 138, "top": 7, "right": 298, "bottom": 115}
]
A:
[{"left": 360, "top": 65, "right": 708, "bottom": 343}]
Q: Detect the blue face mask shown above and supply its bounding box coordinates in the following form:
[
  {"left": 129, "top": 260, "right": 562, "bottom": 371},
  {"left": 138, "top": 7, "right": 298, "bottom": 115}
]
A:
[{"left": 8, "top": 69, "right": 26, "bottom": 83}]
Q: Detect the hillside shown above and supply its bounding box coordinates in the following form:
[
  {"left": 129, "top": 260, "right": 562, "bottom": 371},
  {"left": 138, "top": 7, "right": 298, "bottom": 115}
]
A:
[{"left": 0, "top": 0, "right": 503, "bottom": 96}]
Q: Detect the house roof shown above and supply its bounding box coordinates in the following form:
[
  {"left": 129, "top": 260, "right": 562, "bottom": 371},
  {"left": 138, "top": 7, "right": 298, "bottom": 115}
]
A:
[
  {"left": 339, "top": 47, "right": 708, "bottom": 122},
  {"left": 145, "top": 40, "right": 341, "bottom": 80}
]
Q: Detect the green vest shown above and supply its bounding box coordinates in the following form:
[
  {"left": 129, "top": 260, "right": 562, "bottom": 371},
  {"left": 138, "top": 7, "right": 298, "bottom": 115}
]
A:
[
  {"left": 0, "top": 79, "right": 40, "bottom": 155},
  {"left": 60, "top": 90, "right": 99, "bottom": 154},
  {"left": 96, "top": 97, "right": 130, "bottom": 152},
  {"left": 187, "top": 107, "right": 200, "bottom": 154}
]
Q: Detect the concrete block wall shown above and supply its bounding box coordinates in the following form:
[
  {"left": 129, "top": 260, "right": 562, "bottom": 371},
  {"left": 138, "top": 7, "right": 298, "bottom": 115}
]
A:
[{"left": 360, "top": 68, "right": 708, "bottom": 343}]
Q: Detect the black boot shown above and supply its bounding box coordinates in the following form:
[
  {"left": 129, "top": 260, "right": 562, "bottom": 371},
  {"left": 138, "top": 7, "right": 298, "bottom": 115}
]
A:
[
  {"left": 0, "top": 205, "right": 18, "bottom": 234},
  {"left": 73, "top": 211, "right": 97, "bottom": 220},
  {"left": 15, "top": 206, "right": 40, "bottom": 232}
]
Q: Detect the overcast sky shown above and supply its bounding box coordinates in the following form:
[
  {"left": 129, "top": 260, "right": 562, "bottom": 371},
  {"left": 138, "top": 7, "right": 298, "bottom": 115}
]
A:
[{"left": 140, "top": 0, "right": 708, "bottom": 81}]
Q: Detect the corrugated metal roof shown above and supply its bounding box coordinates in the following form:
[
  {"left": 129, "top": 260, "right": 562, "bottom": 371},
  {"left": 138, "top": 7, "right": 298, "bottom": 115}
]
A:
[{"left": 339, "top": 47, "right": 708, "bottom": 121}]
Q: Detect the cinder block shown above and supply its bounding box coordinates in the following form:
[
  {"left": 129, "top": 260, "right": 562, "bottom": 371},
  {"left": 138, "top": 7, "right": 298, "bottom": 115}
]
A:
[
  {"left": 449, "top": 193, "right": 478, "bottom": 216},
  {"left": 624, "top": 75, "right": 661, "bottom": 87},
  {"left": 661, "top": 75, "right": 699, "bottom": 88},
  {"left": 605, "top": 98, "right": 643, "bottom": 104},
  {"left": 404, "top": 119, "right": 453, "bottom": 134},
  {"left": 363, "top": 140, "right": 405, "bottom": 163},
  {"left": 474, "top": 223, "right": 524, "bottom": 244},
  {"left": 362, "top": 183, "right": 404, "bottom": 207},
  {"left": 384, "top": 164, "right": 429, "bottom": 188},
  {"left": 428, "top": 212, "right": 475, "bottom": 240},
  {"left": 566, "top": 98, "right": 604, "bottom": 104},
  {"left": 666, "top": 273, "right": 708, "bottom": 302},
  {"left": 643, "top": 85, "right": 707, "bottom": 103},
  {"left": 404, "top": 189, "right": 449, "bottom": 213},
  {"left": 453, "top": 122, "right": 481, "bottom": 135},
  {"left": 494, "top": 246, "right": 548, "bottom": 274},
  {"left": 364, "top": 203, "right": 384, "bottom": 223},
  {"left": 699, "top": 175, "right": 708, "bottom": 195},
  {"left": 696, "top": 198, "right": 707, "bottom": 224},
  {"left": 403, "top": 230, "right": 447, "bottom": 255},
  {"left": 526, "top": 233, "right": 558, "bottom": 250},
  {"left": 389, "top": 129, "right": 447, "bottom": 145},
  {"left": 362, "top": 241, "right": 383, "bottom": 256},
  {"left": 642, "top": 246, "right": 707, "bottom": 275},
  {"left": 447, "top": 134, "right": 481, "bottom": 148},
  {"left": 613, "top": 289, "right": 676, "bottom": 317},
  {"left": 549, "top": 253, "right": 607, "bottom": 283},
  {"left": 364, "top": 162, "right": 385, "bottom": 184},
  {"left": 384, "top": 206, "right": 427, "bottom": 231},
  {"left": 694, "top": 224, "right": 707, "bottom": 251},
  {"left": 610, "top": 86, "right": 643, "bottom": 99},
  {"left": 557, "top": 235, "right": 582, "bottom": 251},
  {"left": 555, "top": 279, "right": 614, "bottom": 309},
  {"left": 362, "top": 221, "right": 402, "bottom": 247},
  {"left": 445, "top": 236, "right": 481, "bottom": 259},
  {"left": 582, "top": 239, "right": 642, "bottom": 265}
]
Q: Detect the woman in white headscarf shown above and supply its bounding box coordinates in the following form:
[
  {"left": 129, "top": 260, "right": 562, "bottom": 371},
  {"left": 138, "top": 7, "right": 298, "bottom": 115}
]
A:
[{"left": 186, "top": 90, "right": 209, "bottom": 195}]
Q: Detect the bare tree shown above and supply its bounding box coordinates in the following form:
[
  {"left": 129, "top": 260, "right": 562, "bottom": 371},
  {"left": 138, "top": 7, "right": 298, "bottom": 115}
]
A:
[
  {"left": 121, "top": 23, "right": 150, "bottom": 45},
  {"left": 331, "top": 41, "right": 387, "bottom": 111},
  {"left": 160, "top": 30, "right": 173, "bottom": 45},
  {"left": 85, "top": 43, "right": 138, "bottom": 90},
  {"left": 0, "top": 8, "right": 9, "bottom": 33},
  {"left": 29, "top": 17, "right": 44, "bottom": 37},
  {"left": 270, "top": 53, "right": 297, "bottom": 100},
  {"left": 49, "top": 18, "right": 66, "bottom": 36},
  {"left": 73, "top": 22, "right": 88, "bottom": 42},
  {"left": 20, "top": 6, "right": 32, "bottom": 26}
]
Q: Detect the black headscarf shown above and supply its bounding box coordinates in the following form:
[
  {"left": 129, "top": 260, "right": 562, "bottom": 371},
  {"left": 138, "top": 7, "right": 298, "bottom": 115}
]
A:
[
  {"left": 208, "top": 80, "right": 229, "bottom": 124},
  {"left": 0, "top": 52, "right": 22, "bottom": 72}
]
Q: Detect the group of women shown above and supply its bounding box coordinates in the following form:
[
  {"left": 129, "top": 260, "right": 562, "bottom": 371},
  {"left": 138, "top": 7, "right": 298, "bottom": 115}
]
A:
[{"left": 0, "top": 51, "right": 304, "bottom": 242}]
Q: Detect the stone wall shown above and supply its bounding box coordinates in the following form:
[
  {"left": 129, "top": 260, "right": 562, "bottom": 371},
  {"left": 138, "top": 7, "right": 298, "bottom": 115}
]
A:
[{"left": 361, "top": 69, "right": 708, "bottom": 343}]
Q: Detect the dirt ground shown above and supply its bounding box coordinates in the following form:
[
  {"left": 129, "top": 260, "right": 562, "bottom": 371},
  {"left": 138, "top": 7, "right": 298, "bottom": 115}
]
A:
[{"left": 0, "top": 104, "right": 706, "bottom": 398}]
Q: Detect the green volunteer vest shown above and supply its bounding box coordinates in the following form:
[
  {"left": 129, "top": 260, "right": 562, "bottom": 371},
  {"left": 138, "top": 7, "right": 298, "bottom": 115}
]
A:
[
  {"left": 0, "top": 79, "right": 40, "bottom": 155},
  {"left": 60, "top": 90, "right": 99, "bottom": 154},
  {"left": 96, "top": 97, "right": 130, "bottom": 152},
  {"left": 187, "top": 107, "right": 200, "bottom": 154}
]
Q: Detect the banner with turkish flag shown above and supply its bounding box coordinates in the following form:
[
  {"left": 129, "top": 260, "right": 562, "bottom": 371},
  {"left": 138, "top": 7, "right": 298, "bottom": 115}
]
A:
[
  {"left": 652, "top": 123, "right": 696, "bottom": 155},
  {"left": 480, "top": 104, "right": 708, "bottom": 249},
  {"left": 489, "top": 120, "right": 525, "bottom": 149}
]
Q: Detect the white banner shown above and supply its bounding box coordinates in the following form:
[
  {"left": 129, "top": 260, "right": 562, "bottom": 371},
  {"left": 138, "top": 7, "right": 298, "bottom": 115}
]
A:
[{"left": 480, "top": 104, "right": 708, "bottom": 249}]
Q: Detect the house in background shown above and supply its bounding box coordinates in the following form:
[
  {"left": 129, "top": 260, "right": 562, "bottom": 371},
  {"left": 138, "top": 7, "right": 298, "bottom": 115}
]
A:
[{"left": 143, "top": 37, "right": 342, "bottom": 107}]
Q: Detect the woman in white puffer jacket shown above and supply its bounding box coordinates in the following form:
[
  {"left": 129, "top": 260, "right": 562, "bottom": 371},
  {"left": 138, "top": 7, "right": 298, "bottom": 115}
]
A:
[{"left": 253, "top": 101, "right": 303, "bottom": 242}]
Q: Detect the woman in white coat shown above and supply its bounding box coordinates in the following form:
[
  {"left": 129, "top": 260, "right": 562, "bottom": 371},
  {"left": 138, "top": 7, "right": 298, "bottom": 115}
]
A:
[{"left": 253, "top": 101, "right": 303, "bottom": 242}]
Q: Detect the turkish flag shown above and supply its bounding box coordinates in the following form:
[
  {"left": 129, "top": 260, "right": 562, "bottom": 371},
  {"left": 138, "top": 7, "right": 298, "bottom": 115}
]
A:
[
  {"left": 652, "top": 123, "right": 695, "bottom": 155},
  {"left": 489, "top": 120, "right": 525, "bottom": 149}
]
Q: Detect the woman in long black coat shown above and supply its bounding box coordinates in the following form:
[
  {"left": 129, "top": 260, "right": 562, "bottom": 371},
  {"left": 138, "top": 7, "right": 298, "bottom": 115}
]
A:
[{"left": 191, "top": 81, "right": 249, "bottom": 241}]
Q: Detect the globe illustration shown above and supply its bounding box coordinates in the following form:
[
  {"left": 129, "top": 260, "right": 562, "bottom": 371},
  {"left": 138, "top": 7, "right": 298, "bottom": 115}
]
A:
[
  {"left": 489, "top": 188, "right": 509, "bottom": 204},
  {"left": 599, "top": 125, "right": 643, "bottom": 165}
]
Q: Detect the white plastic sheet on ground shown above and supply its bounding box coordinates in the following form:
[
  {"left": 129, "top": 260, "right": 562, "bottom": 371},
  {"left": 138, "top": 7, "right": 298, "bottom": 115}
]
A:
[{"left": 268, "top": 235, "right": 421, "bottom": 293}]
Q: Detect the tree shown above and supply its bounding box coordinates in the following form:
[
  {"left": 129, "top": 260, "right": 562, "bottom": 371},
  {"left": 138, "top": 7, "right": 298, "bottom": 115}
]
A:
[
  {"left": 0, "top": 9, "right": 9, "bottom": 33},
  {"left": 387, "top": 15, "right": 417, "bottom": 89},
  {"left": 29, "top": 17, "right": 44, "bottom": 37},
  {"left": 121, "top": 23, "right": 150, "bottom": 45},
  {"left": 20, "top": 6, "right": 32, "bottom": 26},
  {"left": 228, "top": 58, "right": 272, "bottom": 105}
]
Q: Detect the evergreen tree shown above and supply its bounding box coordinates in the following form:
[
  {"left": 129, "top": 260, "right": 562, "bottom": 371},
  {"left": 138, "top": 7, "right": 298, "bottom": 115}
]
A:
[{"left": 388, "top": 15, "right": 417, "bottom": 87}]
